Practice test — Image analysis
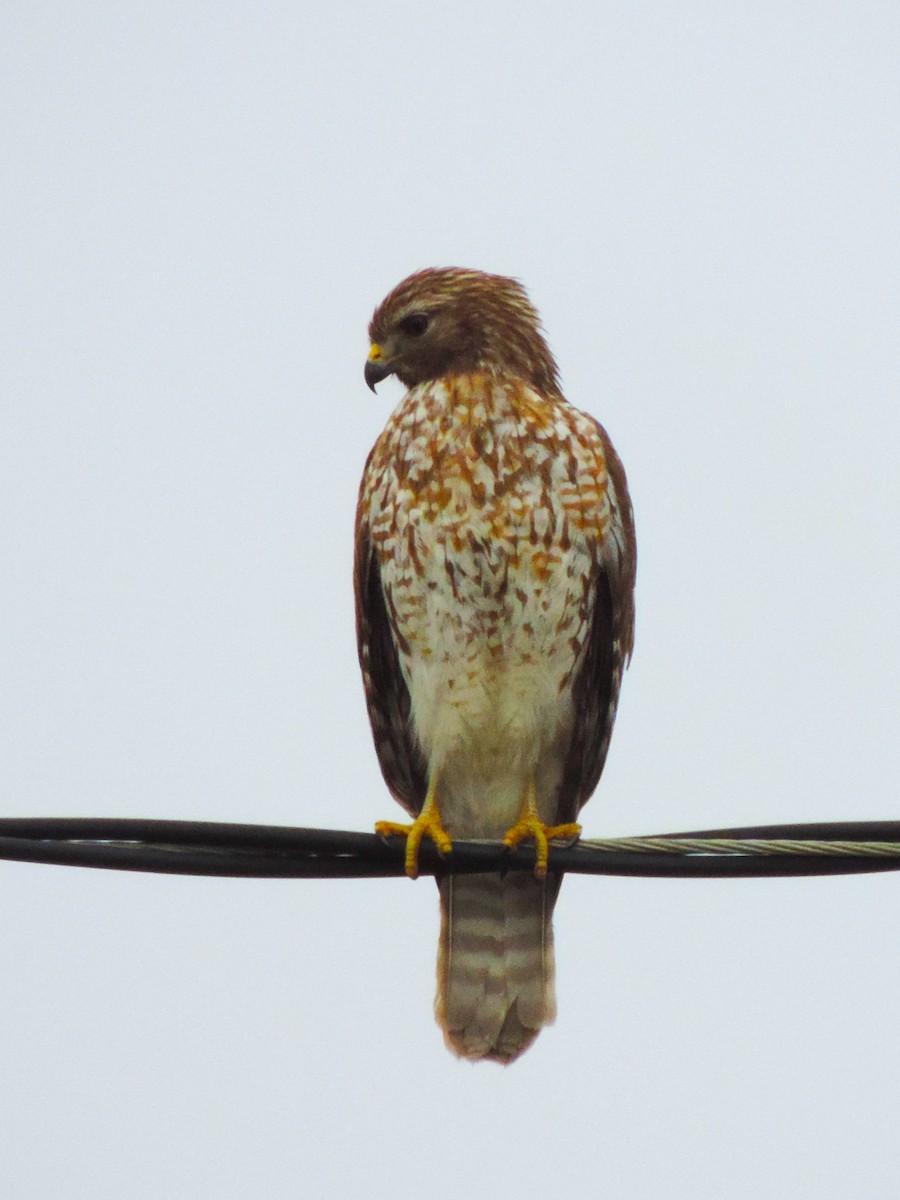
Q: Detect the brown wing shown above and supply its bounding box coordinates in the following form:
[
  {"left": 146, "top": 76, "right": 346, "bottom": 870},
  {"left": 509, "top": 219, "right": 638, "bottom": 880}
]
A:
[
  {"left": 556, "top": 422, "right": 636, "bottom": 825},
  {"left": 354, "top": 504, "right": 428, "bottom": 818}
]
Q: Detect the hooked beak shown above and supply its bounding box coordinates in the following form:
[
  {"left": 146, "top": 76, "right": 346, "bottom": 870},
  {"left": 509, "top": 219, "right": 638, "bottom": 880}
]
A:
[
  {"left": 365, "top": 343, "right": 392, "bottom": 392},
  {"left": 365, "top": 358, "right": 391, "bottom": 392}
]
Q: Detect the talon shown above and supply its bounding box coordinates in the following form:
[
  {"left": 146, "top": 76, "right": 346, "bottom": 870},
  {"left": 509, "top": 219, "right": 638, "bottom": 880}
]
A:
[
  {"left": 375, "top": 802, "right": 452, "bottom": 880},
  {"left": 504, "top": 810, "right": 581, "bottom": 879},
  {"left": 375, "top": 820, "right": 415, "bottom": 840}
]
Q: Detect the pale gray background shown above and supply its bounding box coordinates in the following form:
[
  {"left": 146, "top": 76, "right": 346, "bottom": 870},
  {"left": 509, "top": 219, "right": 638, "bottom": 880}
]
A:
[{"left": 2, "top": 3, "right": 899, "bottom": 1197}]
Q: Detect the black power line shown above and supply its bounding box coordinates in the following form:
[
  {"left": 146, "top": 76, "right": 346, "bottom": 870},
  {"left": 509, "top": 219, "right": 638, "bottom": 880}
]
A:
[{"left": 0, "top": 817, "right": 898, "bottom": 879}]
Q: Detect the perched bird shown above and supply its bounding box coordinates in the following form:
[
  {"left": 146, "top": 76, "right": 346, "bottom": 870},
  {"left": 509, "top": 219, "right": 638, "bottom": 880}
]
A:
[{"left": 355, "top": 268, "right": 636, "bottom": 1063}]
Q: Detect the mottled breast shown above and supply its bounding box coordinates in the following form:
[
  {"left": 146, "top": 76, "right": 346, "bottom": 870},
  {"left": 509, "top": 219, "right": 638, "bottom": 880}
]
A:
[{"left": 359, "top": 372, "right": 613, "bottom": 759}]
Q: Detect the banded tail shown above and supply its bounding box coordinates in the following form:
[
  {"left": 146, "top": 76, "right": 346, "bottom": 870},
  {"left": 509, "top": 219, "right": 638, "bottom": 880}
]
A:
[{"left": 435, "top": 873, "right": 558, "bottom": 1063}]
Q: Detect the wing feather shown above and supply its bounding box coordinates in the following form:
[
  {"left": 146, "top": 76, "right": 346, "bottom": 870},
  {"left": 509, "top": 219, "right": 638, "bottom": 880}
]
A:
[
  {"left": 556, "top": 421, "right": 636, "bottom": 824},
  {"left": 353, "top": 501, "right": 428, "bottom": 817}
]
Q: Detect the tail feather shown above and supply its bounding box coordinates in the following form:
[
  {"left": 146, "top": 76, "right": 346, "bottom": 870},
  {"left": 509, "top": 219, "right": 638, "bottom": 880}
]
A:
[{"left": 435, "top": 873, "right": 557, "bottom": 1063}]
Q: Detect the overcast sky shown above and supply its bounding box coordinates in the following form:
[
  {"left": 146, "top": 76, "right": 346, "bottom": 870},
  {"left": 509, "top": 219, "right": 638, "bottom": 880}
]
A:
[{"left": 2, "top": 3, "right": 899, "bottom": 1197}]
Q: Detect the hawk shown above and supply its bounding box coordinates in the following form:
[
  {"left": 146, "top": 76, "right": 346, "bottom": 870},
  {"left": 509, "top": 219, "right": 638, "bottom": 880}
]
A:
[{"left": 355, "top": 268, "right": 635, "bottom": 1063}]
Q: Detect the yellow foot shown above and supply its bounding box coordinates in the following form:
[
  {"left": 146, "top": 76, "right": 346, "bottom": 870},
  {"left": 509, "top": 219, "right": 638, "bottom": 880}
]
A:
[
  {"left": 375, "top": 810, "right": 453, "bottom": 880},
  {"left": 503, "top": 815, "right": 582, "bottom": 879}
]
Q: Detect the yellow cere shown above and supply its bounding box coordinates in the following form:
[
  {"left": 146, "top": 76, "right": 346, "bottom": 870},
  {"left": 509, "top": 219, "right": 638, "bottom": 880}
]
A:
[{"left": 368, "top": 343, "right": 383, "bottom": 362}]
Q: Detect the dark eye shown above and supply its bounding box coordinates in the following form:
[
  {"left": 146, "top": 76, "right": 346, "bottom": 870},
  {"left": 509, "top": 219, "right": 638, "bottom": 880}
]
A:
[{"left": 397, "top": 313, "right": 429, "bottom": 337}]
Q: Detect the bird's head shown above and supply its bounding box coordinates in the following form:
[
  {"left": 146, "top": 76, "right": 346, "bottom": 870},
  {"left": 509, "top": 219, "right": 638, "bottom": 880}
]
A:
[{"left": 365, "top": 267, "right": 560, "bottom": 396}]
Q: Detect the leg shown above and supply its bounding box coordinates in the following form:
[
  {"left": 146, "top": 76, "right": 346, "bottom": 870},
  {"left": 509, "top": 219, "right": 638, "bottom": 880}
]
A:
[
  {"left": 503, "top": 780, "right": 581, "bottom": 879},
  {"left": 375, "top": 774, "right": 452, "bottom": 880}
]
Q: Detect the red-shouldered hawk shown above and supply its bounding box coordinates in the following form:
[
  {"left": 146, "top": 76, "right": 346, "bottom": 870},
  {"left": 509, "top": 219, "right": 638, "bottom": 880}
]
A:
[{"left": 355, "top": 268, "right": 636, "bottom": 1063}]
